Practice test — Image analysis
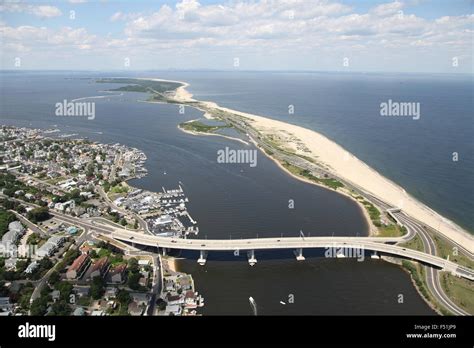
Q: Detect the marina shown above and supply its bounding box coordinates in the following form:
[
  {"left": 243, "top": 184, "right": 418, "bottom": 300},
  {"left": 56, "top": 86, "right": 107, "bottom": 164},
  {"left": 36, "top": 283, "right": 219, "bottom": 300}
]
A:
[{"left": 114, "top": 184, "right": 198, "bottom": 238}]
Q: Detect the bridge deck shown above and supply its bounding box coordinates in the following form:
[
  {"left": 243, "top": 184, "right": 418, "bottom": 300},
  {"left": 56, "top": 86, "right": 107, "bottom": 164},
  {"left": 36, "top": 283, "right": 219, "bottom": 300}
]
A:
[{"left": 107, "top": 230, "right": 474, "bottom": 281}]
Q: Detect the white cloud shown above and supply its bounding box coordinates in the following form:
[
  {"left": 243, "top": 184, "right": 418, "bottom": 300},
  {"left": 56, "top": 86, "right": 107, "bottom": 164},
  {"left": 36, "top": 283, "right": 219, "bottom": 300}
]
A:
[
  {"left": 33, "top": 5, "right": 62, "bottom": 18},
  {"left": 0, "top": 2, "right": 62, "bottom": 18},
  {"left": 110, "top": 12, "right": 125, "bottom": 22},
  {"left": 370, "top": 1, "right": 404, "bottom": 17},
  {"left": 0, "top": 25, "right": 96, "bottom": 49},
  {"left": 0, "top": 0, "right": 472, "bottom": 72},
  {"left": 110, "top": 11, "right": 142, "bottom": 22}
]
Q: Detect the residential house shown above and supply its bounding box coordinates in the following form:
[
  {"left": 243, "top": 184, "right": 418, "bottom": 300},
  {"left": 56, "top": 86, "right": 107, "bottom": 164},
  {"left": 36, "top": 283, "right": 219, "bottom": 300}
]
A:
[
  {"left": 66, "top": 254, "right": 91, "bottom": 280},
  {"left": 107, "top": 263, "right": 127, "bottom": 284},
  {"left": 88, "top": 257, "right": 109, "bottom": 280},
  {"left": 164, "top": 304, "right": 182, "bottom": 316}
]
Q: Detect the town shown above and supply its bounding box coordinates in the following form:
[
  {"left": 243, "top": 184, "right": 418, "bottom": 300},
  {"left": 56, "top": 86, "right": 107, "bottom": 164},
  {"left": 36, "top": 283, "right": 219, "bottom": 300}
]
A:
[{"left": 0, "top": 126, "right": 203, "bottom": 316}]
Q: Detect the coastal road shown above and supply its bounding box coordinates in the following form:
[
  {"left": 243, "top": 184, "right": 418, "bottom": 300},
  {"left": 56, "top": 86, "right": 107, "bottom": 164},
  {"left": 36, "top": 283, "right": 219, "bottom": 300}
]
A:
[{"left": 397, "top": 214, "right": 470, "bottom": 316}]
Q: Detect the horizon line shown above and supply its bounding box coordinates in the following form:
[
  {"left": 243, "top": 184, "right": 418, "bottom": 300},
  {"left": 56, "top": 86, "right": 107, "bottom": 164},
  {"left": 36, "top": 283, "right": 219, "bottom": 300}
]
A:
[{"left": 0, "top": 69, "right": 472, "bottom": 76}]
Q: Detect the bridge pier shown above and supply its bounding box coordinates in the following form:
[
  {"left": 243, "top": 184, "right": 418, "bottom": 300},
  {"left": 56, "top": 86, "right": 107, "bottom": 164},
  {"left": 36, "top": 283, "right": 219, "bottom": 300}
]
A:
[
  {"left": 197, "top": 250, "right": 207, "bottom": 266},
  {"left": 162, "top": 248, "right": 167, "bottom": 256},
  {"left": 294, "top": 248, "right": 305, "bottom": 261},
  {"left": 247, "top": 250, "right": 257, "bottom": 266},
  {"left": 371, "top": 252, "right": 380, "bottom": 259}
]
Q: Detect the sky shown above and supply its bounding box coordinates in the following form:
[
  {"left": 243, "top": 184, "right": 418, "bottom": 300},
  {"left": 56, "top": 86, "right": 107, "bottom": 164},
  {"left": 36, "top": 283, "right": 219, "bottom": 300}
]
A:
[{"left": 0, "top": 0, "right": 472, "bottom": 73}]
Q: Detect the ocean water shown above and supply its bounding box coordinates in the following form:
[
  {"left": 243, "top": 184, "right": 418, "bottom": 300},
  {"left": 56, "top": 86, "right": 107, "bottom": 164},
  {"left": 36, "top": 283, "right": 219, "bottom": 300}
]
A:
[{"left": 0, "top": 71, "right": 441, "bottom": 314}]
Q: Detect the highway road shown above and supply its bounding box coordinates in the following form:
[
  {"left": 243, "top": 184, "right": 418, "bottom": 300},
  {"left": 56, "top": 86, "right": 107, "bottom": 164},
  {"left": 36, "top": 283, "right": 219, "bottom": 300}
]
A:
[{"left": 396, "top": 213, "right": 469, "bottom": 315}]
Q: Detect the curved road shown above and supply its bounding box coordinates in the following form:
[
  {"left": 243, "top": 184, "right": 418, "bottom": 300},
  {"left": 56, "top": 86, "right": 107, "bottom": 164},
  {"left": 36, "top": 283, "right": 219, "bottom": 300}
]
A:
[{"left": 397, "top": 213, "right": 469, "bottom": 315}]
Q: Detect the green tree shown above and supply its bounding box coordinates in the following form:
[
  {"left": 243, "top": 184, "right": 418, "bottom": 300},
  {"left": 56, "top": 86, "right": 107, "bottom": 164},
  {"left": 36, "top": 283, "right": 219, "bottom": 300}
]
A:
[
  {"left": 27, "top": 207, "right": 50, "bottom": 223},
  {"left": 156, "top": 298, "right": 167, "bottom": 311},
  {"left": 127, "top": 273, "right": 141, "bottom": 290},
  {"left": 0, "top": 209, "right": 16, "bottom": 238},
  {"left": 30, "top": 297, "right": 48, "bottom": 316},
  {"left": 49, "top": 300, "right": 71, "bottom": 316},
  {"left": 48, "top": 271, "right": 60, "bottom": 286},
  {"left": 55, "top": 281, "right": 73, "bottom": 301},
  {"left": 117, "top": 289, "right": 131, "bottom": 305},
  {"left": 90, "top": 276, "right": 105, "bottom": 300}
]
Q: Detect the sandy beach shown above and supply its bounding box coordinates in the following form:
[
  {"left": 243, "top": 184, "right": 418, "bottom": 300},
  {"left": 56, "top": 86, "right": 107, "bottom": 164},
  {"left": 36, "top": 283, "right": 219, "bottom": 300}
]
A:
[
  {"left": 162, "top": 79, "right": 474, "bottom": 252},
  {"left": 163, "top": 256, "right": 178, "bottom": 273}
]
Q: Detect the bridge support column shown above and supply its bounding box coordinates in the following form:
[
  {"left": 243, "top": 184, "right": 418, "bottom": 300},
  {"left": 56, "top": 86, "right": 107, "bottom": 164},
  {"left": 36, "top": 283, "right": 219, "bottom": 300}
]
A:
[
  {"left": 162, "top": 248, "right": 167, "bottom": 256},
  {"left": 294, "top": 248, "right": 305, "bottom": 261},
  {"left": 197, "top": 250, "right": 207, "bottom": 266},
  {"left": 247, "top": 250, "right": 257, "bottom": 266}
]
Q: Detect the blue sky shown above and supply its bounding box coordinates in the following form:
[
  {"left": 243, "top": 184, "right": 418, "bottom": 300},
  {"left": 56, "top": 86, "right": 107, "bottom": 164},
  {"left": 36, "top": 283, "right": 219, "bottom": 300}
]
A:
[{"left": 1, "top": 0, "right": 472, "bottom": 72}]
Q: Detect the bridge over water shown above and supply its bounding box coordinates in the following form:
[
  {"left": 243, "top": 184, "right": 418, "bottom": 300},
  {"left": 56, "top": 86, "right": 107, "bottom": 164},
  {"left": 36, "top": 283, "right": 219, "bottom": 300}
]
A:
[{"left": 105, "top": 230, "right": 474, "bottom": 281}]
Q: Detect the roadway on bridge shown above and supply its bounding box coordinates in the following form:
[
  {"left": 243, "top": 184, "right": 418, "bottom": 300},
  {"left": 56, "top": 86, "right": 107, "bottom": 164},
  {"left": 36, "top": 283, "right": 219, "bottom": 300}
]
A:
[{"left": 107, "top": 228, "right": 474, "bottom": 282}]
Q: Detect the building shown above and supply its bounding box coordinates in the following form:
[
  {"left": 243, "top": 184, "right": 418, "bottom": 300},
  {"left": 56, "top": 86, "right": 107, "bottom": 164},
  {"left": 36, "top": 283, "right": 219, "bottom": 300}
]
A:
[
  {"left": 1, "top": 221, "right": 25, "bottom": 252},
  {"left": 66, "top": 226, "right": 79, "bottom": 235},
  {"left": 51, "top": 290, "right": 60, "bottom": 302},
  {"left": 88, "top": 257, "right": 109, "bottom": 280},
  {"left": 36, "top": 235, "right": 66, "bottom": 258},
  {"left": 138, "top": 259, "right": 150, "bottom": 266},
  {"left": 166, "top": 294, "right": 184, "bottom": 306},
  {"left": 73, "top": 307, "right": 85, "bottom": 316},
  {"left": 130, "top": 292, "right": 149, "bottom": 306},
  {"left": 108, "top": 263, "right": 127, "bottom": 284},
  {"left": 4, "top": 258, "right": 17, "bottom": 271},
  {"left": 54, "top": 200, "right": 75, "bottom": 211},
  {"left": 25, "top": 260, "right": 38, "bottom": 274},
  {"left": 164, "top": 278, "right": 176, "bottom": 292},
  {"left": 164, "top": 304, "right": 182, "bottom": 316},
  {"left": 104, "top": 287, "right": 118, "bottom": 301},
  {"left": 73, "top": 286, "right": 90, "bottom": 298},
  {"left": 8, "top": 221, "right": 24, "bottom": 234},
  {"left": 184, "top": 291, "right": 198, "bottom": 308},
  {"left": 0, "top": 297, "right": 12, "bottom": 315},
  {"left": 177, "top": 275, "right": 193, "bottom": 291},
  {"left": 153, "top": 215, "right": 173, "bottom": 225},
  {"left": 128, "top": 302, "right": 144, "bottom": 316},
  {"left": 79, "top": 243, "right": 93, "bottom": 255},
  {"left": 67, "top": 254, "right": 91, "bottom": 280}
]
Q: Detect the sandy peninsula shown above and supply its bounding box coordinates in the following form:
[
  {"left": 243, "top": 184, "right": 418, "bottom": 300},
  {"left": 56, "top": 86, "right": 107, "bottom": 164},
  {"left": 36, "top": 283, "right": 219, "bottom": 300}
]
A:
[{"left": 164, "top": 79, "right": 474, "bottom": 253}]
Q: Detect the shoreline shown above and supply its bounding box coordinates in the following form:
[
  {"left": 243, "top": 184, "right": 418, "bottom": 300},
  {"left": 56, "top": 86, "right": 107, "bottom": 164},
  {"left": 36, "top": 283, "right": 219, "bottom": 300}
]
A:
[
  {"left": 177, "top": 122, "right": 251, "bottom": 146},
  {"left": 257, "top": 141, "right": 378, "bottom": 236},
  {"left": 157, "top": 77, "right": 473, "bottom": 252}
]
